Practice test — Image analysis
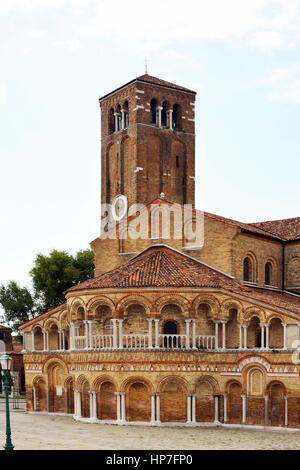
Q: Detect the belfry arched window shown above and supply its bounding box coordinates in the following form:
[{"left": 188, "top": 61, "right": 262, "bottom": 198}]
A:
[
  {"left": 172, "top": 104, "right": 181, "bottom": 130},
  {"left": 161, "top": 101, "right": 168, "bottom": 126},
  {"left": 123, "top": 101, "right": 129, "bottom": 128},
  {"left": 150, "top": 99, "right": 157, "bottom": 124},
  {"left": 109, "top": 108, "right": 115, "bottom": 134},
  {"left": 116, "top": 104, "right": 122, "bottom": 132}
]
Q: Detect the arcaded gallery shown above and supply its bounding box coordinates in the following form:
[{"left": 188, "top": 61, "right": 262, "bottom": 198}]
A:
[{"left": 19, "top": 74, "right": 300, "bottom": 429}]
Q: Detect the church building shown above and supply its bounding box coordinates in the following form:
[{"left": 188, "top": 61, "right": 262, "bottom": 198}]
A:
[{"left": 19, "top": 74, "right": 300, "bottom": 428}]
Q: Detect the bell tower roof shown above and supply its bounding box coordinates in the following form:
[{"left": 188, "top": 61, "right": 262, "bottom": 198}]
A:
[{"left": 99, "top": 74, "right": 196, "bottom": 102}]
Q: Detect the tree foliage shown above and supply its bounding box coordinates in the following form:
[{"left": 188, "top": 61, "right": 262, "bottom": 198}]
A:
[
  {"left": 0, "top": 281, "right": 36, "bottom": 331},
  {"left": 0, "top": 249, "right": 94, "bottom": 332},
  {"left": 30, "top": 249, "right": 94, "bottom": 312}
]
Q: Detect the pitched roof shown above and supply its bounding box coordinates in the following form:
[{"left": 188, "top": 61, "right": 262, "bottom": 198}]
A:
[
  {"left": 250, "top": 218, "right": 300, "bottom": 241},
  {"left": 67, "top": 244, "right": 300, "bottom": 317},
  {"left": 136, "top": 74, "right": 196, "bottom": 94},
  {"left": 99, "top": 74, "right": 196, "bottom": 101},
  {"left": 68, "top": 244, "right": 236, "bottom": 291},
  {"left": 204, "top": 211, "right": 284, "bottom": 241}
]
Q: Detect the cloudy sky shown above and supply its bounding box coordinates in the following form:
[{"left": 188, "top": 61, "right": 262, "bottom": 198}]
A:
[{"left": 1, "top": 0, "right": 300, "bottom": 289}]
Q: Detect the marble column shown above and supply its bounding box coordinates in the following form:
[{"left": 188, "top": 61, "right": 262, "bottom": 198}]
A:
[
  {"left": 241, "top": 395, "right": 247, "bottom": 424},
  {"left": 186, "top": 394, "right": 192, "bottom": 423},
  {"left": 265, "top": 324, "right": 270, "bottom": 350},
  {"left": 115, "top": 393, "right": 121, "bottom": 422},
  {"left": 260, "top": 324, "right": 265, "bottom": 349},
  {"left": 168, "top": 109, "right": 173, "bottom": 129},
  {"left": 151, "top": 393, "right": 156, "bottom": 423},
  {"left": 215, "top": 321, "right": 220, "bottom": 350},
  {"left": 112, "top": 319, "right": 118, "bottom": 349},
  {"left": 243, "top": 326, "right": 248, "bottom": 350},
  {"left": 89, "top": 391, "right": 93, "bottom": 419},
  {"left": 285, "top": 396, "right": 288, "bottom": 427},
  {"left": 120, "top": 392, "right": 126, "bottom": 423},
  {"left": 282, "top": 323, "right": 287, "bottom": 350},
  {"left": 118, "top": 319, "right": 124, "bottom": 350},
  {"left": 154, "top": 319, "right": 160, "bottom": 349},
  {"left": 264, "top": 395, "right": 269, "bottom": 426},
  {"left": 64, "top": 388, "right": 68, "bottom": 414},
  {"left": 192, "top": 319, "right": 197, "bottom": 349},
  {"left": 33, "top": 386, "right": 37, "bottom": 412},
  {"left": 221, "top": 321, "right": 227, "bottom": 350},
  {"left": 185, "top": 320, "right": 191, "bottom": 349},
  {"left": 191, "top": 394, "right": 197, "bottom": 423},
  {"left": 223, "top": 393, "right": 228, "bottom": 423},
  {"left": 157, "top": 107, "right": 162, "bottom": 128},
  {"left": 214, "top": 395, "right": 219, "bottom": 423},
  {"left": 148, "top": 319, "right": 153, "bottom": 349},
  {"left": 156, "top": 394, "right": 161, "bottom": 423}
]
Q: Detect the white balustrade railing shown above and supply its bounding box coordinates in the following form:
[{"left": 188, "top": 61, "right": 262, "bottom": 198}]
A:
[
  {"left": 72, "top": 333, "right": 217, "bottom": 351},
  {"left": 159, "top": 334, "right": 187, "bottom": 349},
  {"left": 195, "top": 335, "right": 216, "bottom": 350},
  {"left": 92, "top": 335, "right": 114, "bottom": 350},
  {"left": 122, "top": 335, "right": 149, "bottom": 350},
  {"left": 74, "top": 336, "right": 86, "bottom": 350}
]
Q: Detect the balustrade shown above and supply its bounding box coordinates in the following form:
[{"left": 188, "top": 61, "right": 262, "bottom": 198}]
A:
[
  {"left": 122, "top": 334, "right": 149, "bottom": 350},
  {"left": 195, "top": 335, "right": 216, "bottom": 350},
  {"left": 92, "top": 335, "right": 114, "bottom": 350}
]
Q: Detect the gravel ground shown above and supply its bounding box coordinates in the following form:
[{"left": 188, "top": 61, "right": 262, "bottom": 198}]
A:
[{"left": 0, "top": 411, "right": 299, "bottom": 450}]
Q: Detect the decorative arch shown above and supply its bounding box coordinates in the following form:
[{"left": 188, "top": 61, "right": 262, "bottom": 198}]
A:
[
  {"left": 157, "top": 375, "right": 191, "bottom": 394},
  {"left": 226, "top": 380, "right": 243, "bottom": 424},
  {"left": 243, "top": 306, "right": 266, "bottom": 324},
  {"left": 193, "top": 375, "right": 220, "bottom": 394},
  {"left": 75, "top": 374, "right": 91, "bottom": 391},
  {"left": 32, "top": 375, "right": 47, "bottom": 387},
  {"left": 191, "top": 295, "right": 220, "bottom": 319},
  {"left": 96, "top": 378, "right": 117, "bottom": 421},
  {"left": 86, "top": 296, "right": 115, "bottom": 318},
  {"left": 91, "top": 375, "right": 118, "bottom": 391},
  {"left": 121, "top": 376, "right": 153, "bottom": 393},
  {"left": 155, "top": 295, "right": 190, "bottom": 318},
  {"left": 158, "top": 375, "right": 190, "bottom": 423},
  {"left": 43, "top": 318, "right": 60, "bottom": 330},
  {"left": 194, "top": 375, "right": 218, "bottom": 423},
  {"left": 267, "top": 381, "right": 286, "bottom": 427},
  {"left": 43, "top": 357, "right": 68, "bottom": 374},
  {"left": 69, "top": 297, "right": 86, "bottom": 321},
  {"left": 124, "top": 377, "right": 153, "bottom": 422},
  {"left": 58, "top": 310, "right": 69, "bottom": 329},
  {"left": 221, "top": 298, "right": 243, "bottom": 322},
  {"left": 117, "top": 295, "right": 152, "bottom": 317}
]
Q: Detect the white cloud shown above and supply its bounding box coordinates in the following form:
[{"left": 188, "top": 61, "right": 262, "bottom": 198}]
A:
[
  {"left": 264, "top": 65, "right": 300, "bottom": 103},
  {"left": 1, "top": 0, "right": 300, "bottom": 53},
  {"left": 269, "top": 80, "right": 300, "bottom": 103},
  {"left": 250, "top": 31, "right": 295, "bottom": 50}
]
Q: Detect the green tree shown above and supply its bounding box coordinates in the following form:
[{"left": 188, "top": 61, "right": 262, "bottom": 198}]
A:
[
  {"left": 30, "top": 249, "right": 94, "bottom": 312},
  {"left": 0, "top": 281, "right": 36, "bottom": 332}
]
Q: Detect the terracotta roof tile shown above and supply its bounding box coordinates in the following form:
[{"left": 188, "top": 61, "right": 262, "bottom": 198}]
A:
[
  {"left": 67, "top": 245, "right": 300, "bottom": 317},
  {"left": 136, "top": 74, "right": 196, "bottom": 94},
  {"left": 250, "top": 218, "right": 300, "bottom": 241}
]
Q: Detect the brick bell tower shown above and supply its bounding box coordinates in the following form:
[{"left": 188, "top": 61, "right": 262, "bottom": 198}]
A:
[{"left": 99, "top": 74, "right": 196, "bottom": 210}]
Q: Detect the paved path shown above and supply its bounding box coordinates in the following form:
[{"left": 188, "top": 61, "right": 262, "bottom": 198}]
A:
[{"left": 0, "top": 411, "right": 299, "bottom": 450}]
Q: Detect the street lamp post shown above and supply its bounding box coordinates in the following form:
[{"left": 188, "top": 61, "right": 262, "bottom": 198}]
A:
[{"left": 0, "top": 354, "right": 14, "bottom": 450}]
